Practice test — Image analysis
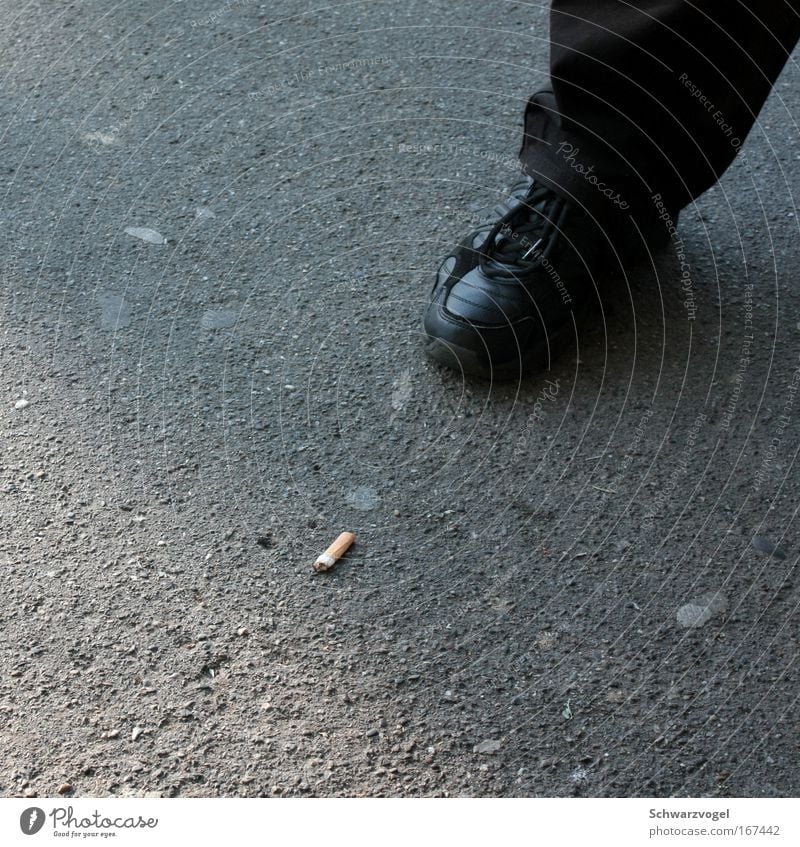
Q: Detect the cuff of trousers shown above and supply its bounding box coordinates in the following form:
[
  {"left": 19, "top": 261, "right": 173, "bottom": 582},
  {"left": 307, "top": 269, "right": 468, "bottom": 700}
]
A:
[{"left": 518, "top": 90, "right": 680, "bottom": 252}]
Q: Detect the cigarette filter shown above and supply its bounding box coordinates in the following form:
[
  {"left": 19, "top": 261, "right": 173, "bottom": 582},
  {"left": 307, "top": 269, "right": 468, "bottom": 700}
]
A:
[{"left": 313, "top": 531, "right": 356, "bottom": 572}]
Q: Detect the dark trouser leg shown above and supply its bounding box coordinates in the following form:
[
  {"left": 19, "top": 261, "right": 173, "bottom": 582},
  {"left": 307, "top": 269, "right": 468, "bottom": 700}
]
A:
[{"left": 520, "top": 1, "right": 800, "bottom": 238}]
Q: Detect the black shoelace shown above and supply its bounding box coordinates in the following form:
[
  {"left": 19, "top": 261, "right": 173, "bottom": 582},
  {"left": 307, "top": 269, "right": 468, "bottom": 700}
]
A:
[{"left": 478, "top": 185, "right": 566, "bottom": 281}]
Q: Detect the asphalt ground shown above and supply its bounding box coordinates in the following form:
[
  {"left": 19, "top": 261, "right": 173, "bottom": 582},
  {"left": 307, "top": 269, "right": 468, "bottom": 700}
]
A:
[{"left": 1, "top": 1, "right": 799, "bottom": 797}]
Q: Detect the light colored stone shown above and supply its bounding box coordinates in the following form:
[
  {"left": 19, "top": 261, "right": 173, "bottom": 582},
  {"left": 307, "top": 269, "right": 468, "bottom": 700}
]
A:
[
  {"left": 124, "top": 226, "right": 166, "bottom": 244},
  {"left": 473, "top": 739, "right": 502, "bottom": 754},
  {"left": 677, "top": 591, "right": 727, "bottom": 628}
]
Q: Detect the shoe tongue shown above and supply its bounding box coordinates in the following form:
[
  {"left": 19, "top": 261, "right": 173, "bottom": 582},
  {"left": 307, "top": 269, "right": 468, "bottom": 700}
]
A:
[
  {"left": 481, "top": 192, "right": 559, "bottom": 278},
  {"left": 493, "top": 196, "right": 548, "bottom": 252}
]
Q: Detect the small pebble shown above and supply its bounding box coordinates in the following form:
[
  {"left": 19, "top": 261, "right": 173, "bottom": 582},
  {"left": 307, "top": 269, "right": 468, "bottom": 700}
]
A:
[
  {"left": 200, "top": 309, "right": 237, "bottom": 330},
  {"left": 570, "top": 768, "right": 589, "bottom": 785},
  {"left": 57, "top": 783, "right": 72, "bottom": 795},
  {"left": 124, "top": 226, "right": 166, "bottom": 244},
  {"left": 14, "top": 398, "right": 29, "bottom": 410},
  {"left": 473, "top": 739, "right": 502, "bottom": 754},
  {"left": 82, "top": 131, "right": 117, "bottom": 146},
  {"left": 131, "top": 726, "right": 143, "bottom": 741},
  {"left": 346, "top": 485, "right": 380, "bottom": 511},
  {"left": 97, "top": 292, "right": 132, "bottom": 331},
  {"left": 677, "top": 591, "right": 727, "bottom": 628},
  {"left": 751, "top": 536, "right": 787, "bottom": 560}
]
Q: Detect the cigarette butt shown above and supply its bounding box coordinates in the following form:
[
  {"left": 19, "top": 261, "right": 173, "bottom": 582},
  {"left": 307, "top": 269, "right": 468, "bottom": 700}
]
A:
[{"left": 313, "top": 531, "right": 356, "bottom": 572}]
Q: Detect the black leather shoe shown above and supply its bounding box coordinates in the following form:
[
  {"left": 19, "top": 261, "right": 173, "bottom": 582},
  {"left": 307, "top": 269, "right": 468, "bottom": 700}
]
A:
[{"left": 423, "top": 175, "right": 667, "bottom": 379}]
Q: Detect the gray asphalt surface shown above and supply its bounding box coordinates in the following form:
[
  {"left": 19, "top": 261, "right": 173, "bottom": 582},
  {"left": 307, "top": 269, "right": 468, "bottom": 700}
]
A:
[{"left": 1, "top": 1, "right": 799, "bottom": 798}]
